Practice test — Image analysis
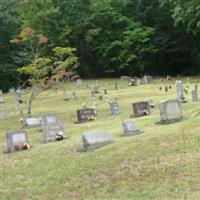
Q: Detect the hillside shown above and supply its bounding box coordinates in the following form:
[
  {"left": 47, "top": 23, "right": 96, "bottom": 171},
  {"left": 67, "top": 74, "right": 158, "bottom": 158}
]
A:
[{"left": 1, "top": 78, "right": 200, "bottom": 200}]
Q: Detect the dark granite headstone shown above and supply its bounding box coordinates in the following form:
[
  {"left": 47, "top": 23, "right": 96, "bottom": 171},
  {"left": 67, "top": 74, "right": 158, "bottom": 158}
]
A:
[
  {"left": 77, "top": 108, "right": 96, "bottom": 123},
  {"left": 131, "top": 101, "right": 150, "bottom": 117}
]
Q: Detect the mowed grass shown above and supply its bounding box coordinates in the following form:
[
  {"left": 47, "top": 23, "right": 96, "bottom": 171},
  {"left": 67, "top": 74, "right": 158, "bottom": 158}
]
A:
[{"left": 1, "top": 78, "right": 200, "bottom": 200}]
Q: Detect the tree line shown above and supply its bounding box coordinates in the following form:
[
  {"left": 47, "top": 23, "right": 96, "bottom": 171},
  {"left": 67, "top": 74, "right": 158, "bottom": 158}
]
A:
[{"left": 0, "top": 0, "right": 199, "bottom": 91}]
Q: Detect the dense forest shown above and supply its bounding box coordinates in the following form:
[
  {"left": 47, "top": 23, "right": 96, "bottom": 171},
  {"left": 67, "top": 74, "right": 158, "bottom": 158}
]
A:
[{"left": 0, "top": 0, "right": 200, "bottom": 91}]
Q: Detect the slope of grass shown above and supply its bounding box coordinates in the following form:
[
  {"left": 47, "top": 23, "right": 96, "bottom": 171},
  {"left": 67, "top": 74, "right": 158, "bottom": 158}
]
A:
[{"left": 1, "top": 78, "right": 200, "bottom": 200}]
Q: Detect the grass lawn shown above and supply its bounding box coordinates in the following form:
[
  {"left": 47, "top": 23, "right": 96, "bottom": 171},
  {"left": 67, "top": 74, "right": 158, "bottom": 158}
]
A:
[{"left": 1, "top": 78, "right": 200, "bottom": 200}]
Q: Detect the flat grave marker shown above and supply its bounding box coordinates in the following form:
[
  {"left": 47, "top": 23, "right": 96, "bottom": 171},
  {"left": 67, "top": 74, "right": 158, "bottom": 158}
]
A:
[
  {"left": 122, "top": 120, "right": 141, "bottom": 136},
  {"left": 81, "top": 131, "right": 113, "bottom": 151}
]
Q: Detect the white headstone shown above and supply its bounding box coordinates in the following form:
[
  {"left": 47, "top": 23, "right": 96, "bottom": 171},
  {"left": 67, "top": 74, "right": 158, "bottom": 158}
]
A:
[
  {"left": 175, "top": 80, "right": 185, "bottom": 103},
  {"left": 159, "top": 99, "right": 182, "bottom": 123}
]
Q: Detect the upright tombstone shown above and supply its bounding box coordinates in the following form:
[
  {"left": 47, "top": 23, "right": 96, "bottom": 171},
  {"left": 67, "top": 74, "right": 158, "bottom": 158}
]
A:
[
  {"left": 41, "top": 114, "right": 59, "bottom": 129},
  {"left": 72, "top": 90, "right": 77, "bottom": 100},
  {"left": 15, "top": 90, "right": 23, "bottom": 104},
  {"left": 0, "top": 96, "right": 5, "bottom": 103},
  {"left": 92, "top": 84, "right": 99, "bottom": 94},
  {"left": 6, "top": 130, "right": 30, "bottom": 153},
  {"left": 0, "top": 90, "right": 5, "bottom": 103},
  {"left": 63, "top": 89, "right": 69, "bottom": 101},
  {"left": 128, "top": 79, "right": 137, "bottom": 86},
  {"left": 109, "top": 101, "right": 120, "bottom": 115},
  {"left": 191, "top": 88, "right": 198, "bottom": 102},
  {"left": 159, "top": 99, "right": 182, "bottom": 124},
  {"left": 76, "top": 108, "right": 96, "bottom": 123},
  {"left": 76, "top": 78, "right": 83, "bottom": 87},
  {"left": 175, "top": 80, "right": 186, "bottom": 103},
  {"left": 82, "top": 131, "right": 113, "bottom": 151},
  {"left": 131, "top": 102, "right": 150, "bottom": 117},
  {"left": 42, "top": 122, "right": 67, "bottom": 143},
  {"left": 144, "top": 75, "right": 153, "bottom": 84},
  {"left": 122, "top": 120, "right": 141, "bottom": 136}
]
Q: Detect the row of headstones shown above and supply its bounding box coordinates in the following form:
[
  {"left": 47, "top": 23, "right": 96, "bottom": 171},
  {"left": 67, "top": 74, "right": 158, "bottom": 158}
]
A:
[
  {"left": 5, "top": 113, "right": 140, "bottom": 153},
  {"left": 5, "top": 98, "right": 183, "bottom": 153}
]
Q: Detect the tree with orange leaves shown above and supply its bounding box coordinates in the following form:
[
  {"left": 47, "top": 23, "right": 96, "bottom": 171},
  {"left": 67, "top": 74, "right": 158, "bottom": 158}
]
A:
[{"left": 11, "top": 28, "right": 79, "bottom": 116}]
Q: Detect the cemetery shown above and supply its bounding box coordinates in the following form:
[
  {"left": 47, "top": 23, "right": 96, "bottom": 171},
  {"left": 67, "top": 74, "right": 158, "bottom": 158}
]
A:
[
  {"left": 1, "top": 77, "right": 200, "bottom": 200},
  {"left": 1, "top": 1, "right": 200, "bottom": 199}
]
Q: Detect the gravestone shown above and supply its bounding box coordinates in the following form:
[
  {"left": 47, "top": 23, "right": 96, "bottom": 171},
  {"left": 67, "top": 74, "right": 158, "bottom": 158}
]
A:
[
  {"left": 191, "top": 89, "right": 198, "bottom": 102},
  {"left": 175, "top": 80, "right": 186, "bottom": 103},
  {"left": 76, "top": 79, "right": 83, "bottom": 87},
  {"left": 76, "top": 108, "right": 96, "bottom": 123},
  {"left": 109, "top": 101, "right": 120, "bottom": 115},
  {"left": 159, "top": 99, "right": 182, "bottom": 124},
  {"left": 41, "top": 114, "right": 59, "bottom": 129},
  {"left": 63, "top": 90, "right": 69, "bottom": 101},
  {"left": 92, "top": 85, "right": 99, "bottom": 94},
  {"left": 122, "top": 120, "right": 141, "bottom": 136},
  {"left": 131, "top": 102, "right": 150, "bottom": 117},
  {"left": 72, "top": 90, "right": 77, "bottom": 100},
  {"left": 0, "top": 96, "right": 5, "bottom": 103},
  {"left": 82, "top": 131, "right": 113, "bottom": 151},
  {"left": 16, "top": 90, "right": 23, "bottom": 104},
  {"left": 144, "top": 75, "right": 153, "bottom": 84},
  {"left": 24, "top": 118, "right": 41, "bottom": 127},
  {"left": 0, "top": 90, "right": 5, "bottom": 103},
  {"left": 128, "top": 79, "right": 137, "bottom": 86},
  {"left": 42, "top": 122, "right": 67, "bottom": 143},
  {"left": 6, "top": 130, "right": 30, "bottom": 153}
]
